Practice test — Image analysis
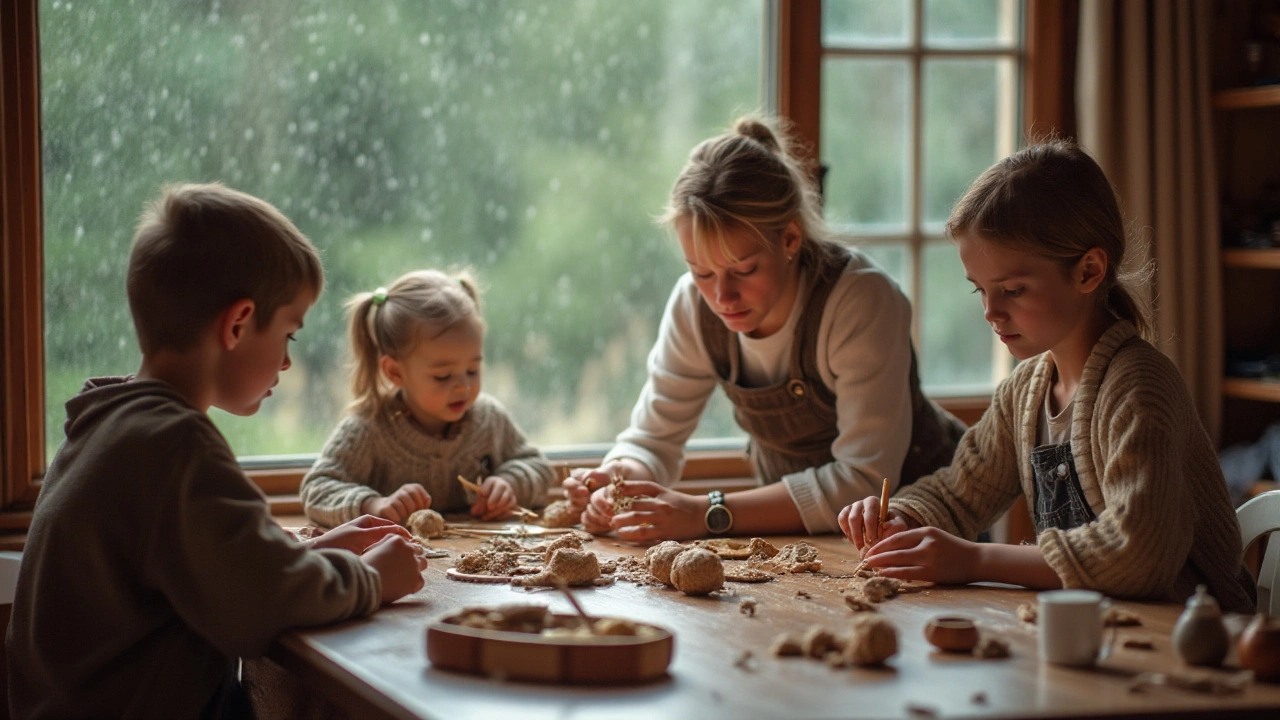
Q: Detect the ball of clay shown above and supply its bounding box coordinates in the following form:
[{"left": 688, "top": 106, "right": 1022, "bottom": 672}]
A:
[
  {"left": 669, "top": 547, "right": 725, "bottom": 596},
  {"left": 545, "top": 548, "right": 600, "bottom": 586},
  {"left": 843, "top": 615, "right": 898, "bottom": 667},
  {"left": 644, "top": 541, "right": 687, "bottom": 586},
  {"left": 405, "top": 509, "right": 446, "bottom": 539},
  {"left": 540, "top": 499, "right": 579, "bottom": 529},
  {"left": 542, "top": 532, "right": 586, "bottom": 562}
]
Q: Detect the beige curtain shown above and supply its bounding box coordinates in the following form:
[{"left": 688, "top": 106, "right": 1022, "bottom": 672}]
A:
[{"left": 1077, "top": 0, "right": 1222, "bottom": 442}]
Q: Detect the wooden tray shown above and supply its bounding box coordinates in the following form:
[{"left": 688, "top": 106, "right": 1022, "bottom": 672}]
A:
[{"left": 426, "top": 613, "right": 674, "bottom": 684}]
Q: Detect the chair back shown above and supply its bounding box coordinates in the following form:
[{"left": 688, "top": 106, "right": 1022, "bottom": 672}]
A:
[{"left": 1238, "top": 490, "right": 1280, "bottom": 616}]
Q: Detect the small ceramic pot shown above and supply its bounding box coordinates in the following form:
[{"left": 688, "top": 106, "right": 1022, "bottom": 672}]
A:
[
  {"left": 1238, "top": 613, "right": 1280, "bottom": 683},
  {"left": 925, "top": 616, "right": 980, "bottom": 653}
]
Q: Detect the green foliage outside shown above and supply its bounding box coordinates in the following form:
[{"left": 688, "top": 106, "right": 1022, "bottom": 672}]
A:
[{"left": 41, "top": 0, "right": 760, "bottom": 458}]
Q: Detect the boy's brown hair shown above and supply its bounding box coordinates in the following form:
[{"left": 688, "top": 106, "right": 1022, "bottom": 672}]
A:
[{"left": 127, "top": 183, "right": 324, "bottom": 354}]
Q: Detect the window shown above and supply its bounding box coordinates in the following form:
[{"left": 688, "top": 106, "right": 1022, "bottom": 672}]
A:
[
  {"left": 37, "top": 0, "right": 763, "bottom": 462},
  {"left": 819, "top": 0, "right": 1023, "bottom": 394},
  {"left": 4, "top": 1, "right": 1064, "bottom": 525}
]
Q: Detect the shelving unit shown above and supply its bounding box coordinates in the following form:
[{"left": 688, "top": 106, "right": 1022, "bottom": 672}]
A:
[{"left": 1212, "top": 1, "right": 1280, "bottom": 450}]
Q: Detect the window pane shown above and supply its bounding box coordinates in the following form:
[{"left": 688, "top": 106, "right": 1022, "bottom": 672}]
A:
[
  {"left": 822, "top": 0, "right": 911, "bottom": 48},
  {"left": 821, "top": 58, "right": 910, "bottom": 234},
  {"left": 854, "top": 242, "right": 910, "bottom": 298},
  {"left": 40, "top": 0, "right": 760, "bottom": 460},
  {"left": 922, "top": 57, "right": 1019, "bottom": 230},
  {"left": 924, "top": 0, "right": 1021, "bottom": 48},
  {"left": 920, "top": 240, "right": 993, "bottom": 390}
]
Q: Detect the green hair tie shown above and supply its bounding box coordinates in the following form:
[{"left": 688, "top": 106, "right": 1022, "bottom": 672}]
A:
[{"left": 371, "top": 287, "right": 388, "bottom": 306}]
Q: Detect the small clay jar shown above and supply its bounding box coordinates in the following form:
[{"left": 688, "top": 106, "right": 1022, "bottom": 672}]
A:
[
  {"left": 1172, "top": 585, "right": 1230, "bottom": 667},
  {"left": 1238, "top": 613, "right": 1280, "bottom": 683},
  {"left": 924, "top": 616, "right": 980, "bottom": 653}
]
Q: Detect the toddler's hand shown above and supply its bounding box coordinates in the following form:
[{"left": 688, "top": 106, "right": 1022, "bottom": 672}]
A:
[
  {"left": 838, "top": 496, "right": 915, "bottom": 551},
  {"left": 359, "top": 534, "right": 427, "bottom": 604},
  {"left": 309, "top": 515, "right": 413, "bottom": 554},
  {"left": 470, "top": 476, "right": 516, "bottom": 521},
  {"left": 362, "top": 483, "right": 432, "bottom": 525}
]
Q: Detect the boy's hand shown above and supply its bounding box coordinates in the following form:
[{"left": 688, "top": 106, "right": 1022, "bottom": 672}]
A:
[
  {"left": 308, "top": 515, "right": 414, "bottom": 554},
  {"left": 359, "top": 534, "right": 428, "bottom": 604},
  {"left": 838, "top": 497, "right": 916, "bottom": 551},
  {"left": 361, "top": 484, "right": 432, "bottom": 525},
  {"left": 859, "top": 527, "right": 980, "bottom": 585},
  {"left": 470, "top": 476, "right": 516, "bottom": 521}
]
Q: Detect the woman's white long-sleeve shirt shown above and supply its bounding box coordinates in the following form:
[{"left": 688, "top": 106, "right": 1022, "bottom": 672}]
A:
[{"left": 605, "top": 250, "right": 916, "bottom": 534}]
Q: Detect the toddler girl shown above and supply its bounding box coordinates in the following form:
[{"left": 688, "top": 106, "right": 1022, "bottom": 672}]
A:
[
  {"left": 839, "top": 140, "right": 1255, "bottom": 613},
  {"left": 301, "top": 269, "right": 553, "bottom": 526}
]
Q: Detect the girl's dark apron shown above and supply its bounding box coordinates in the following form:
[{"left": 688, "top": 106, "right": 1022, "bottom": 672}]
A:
[
  {"left": 1030, "top": 442, "right": 1097, "bottom": 533},
  {"left": 697, "top": 249, "right": 965, "bottom": 485}
]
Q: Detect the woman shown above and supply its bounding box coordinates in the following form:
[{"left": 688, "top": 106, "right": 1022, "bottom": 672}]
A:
[{"left": 566, "top": 114, "right": 964, "bottom": 541}]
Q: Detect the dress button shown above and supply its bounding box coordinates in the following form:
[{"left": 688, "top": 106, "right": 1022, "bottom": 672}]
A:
[
  {"left": 787, "top": 379, "right": 806, "bottom": 397},
  {"left": 1056, "top": 463, "right": 1068, "bottom": 478}
]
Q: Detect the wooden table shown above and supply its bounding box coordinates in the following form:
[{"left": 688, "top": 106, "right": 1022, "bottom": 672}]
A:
[{"left": 267, "top": 532, "right": 1280, "bottom": 719}]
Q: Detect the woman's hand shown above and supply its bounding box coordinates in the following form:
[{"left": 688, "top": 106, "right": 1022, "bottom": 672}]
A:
[
  {"left": 592, "top": 479, "right": 707, "bottom": 543},
  {"left": 470, "top": 476, "right": 517, "bottom": 521},
  {"left": 361, "top": 484, "right": 432, "bottom": 525},
  {"left": 563, "top": 458, "right": 652, "bottom": 513},
  {"left": 837, "top": 497, "right": 916, "bottom": 551},
  {"left": 859, "top": 526, "right": 981, "bottom": 585},
  {"left": 308, "top": 514, "right": 415, "bottom": 554}
]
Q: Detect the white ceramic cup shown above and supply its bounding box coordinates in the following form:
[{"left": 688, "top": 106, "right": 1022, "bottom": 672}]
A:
[{"left": 1038, "top": 589, "right": 1111, "bottom": 667}]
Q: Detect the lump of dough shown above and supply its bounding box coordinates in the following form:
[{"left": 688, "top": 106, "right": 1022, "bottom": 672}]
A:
[
  {"left": 644, "top": 541, "right": 688, "bottom": 586},
  {"left": 843, "top": 615, "right": 898, "bottom": 667},
  {"left": 669, "top": 547, "right": 725, "bottom": 596},
  {"left": 406, "top": 508, "right": 446, "bottom": 539},
  {"left": 540, "top": 499, "right": 580, "bottom": 528}
]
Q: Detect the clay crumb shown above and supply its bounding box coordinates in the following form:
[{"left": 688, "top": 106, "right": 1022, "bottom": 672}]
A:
[
  {"left": 844, "top": 594, "right": 877, "bottom": 613},
  {"left": 795, "top": 590, "right": 813, "bottom": 600},
  {"left": 769, "top": 541, "right": 822, "bottom": 573},
  {"left": 844, "top": 615, "right": 898, "bottom": 667},
  {"left": 733, "top": 650, "right": 756, "bottom": 672},
  {"left": 739, "top": 598, "right": 758, "bottom": 617},
  {"left": 1015, "top": 602, "right": 1037, "bottom": 623},
  {"left": 1122, "top": 635, "right": 1155, "bottom": 650},
  {"left": 906, "top": 702, "right": 939, "bottom": 717},
  {"left": 971, "top": 691, "right": 988, "bottom": 704},
  {"left": 801, "top": 625, "right": 838, "bottom": 659},
  {"left": 406, "top": 509, "right": 447, "bottom": 539},
  {"left": 769, "top": 634, "right": 804, "bottom": 657},
  {"left": 1104, "top": 606, "right": 1143, "bottom": 627},
  {"left": 973, "top": 636, "right": 1011, "bottom": 659}
]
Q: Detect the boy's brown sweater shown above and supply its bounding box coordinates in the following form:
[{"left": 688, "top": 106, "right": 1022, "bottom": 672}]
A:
[
  {"left": 891, "top": 321, "right": 1256, "bottom": 613},
  {"left": 6, "top": 377, "right": 382, "bottom": 719}
]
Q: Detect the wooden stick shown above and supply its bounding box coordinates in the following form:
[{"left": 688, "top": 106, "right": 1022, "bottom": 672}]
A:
[
  {"left": 879, "top": 477, "right": 890, "bottom": 525},
  {"left": 457, "top": 475, "right": 539, "bottom": 521}
]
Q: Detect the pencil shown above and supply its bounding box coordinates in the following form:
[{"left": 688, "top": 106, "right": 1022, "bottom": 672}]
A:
[{"left": 878, "top": 477, "right": 890, "bottom": 525}]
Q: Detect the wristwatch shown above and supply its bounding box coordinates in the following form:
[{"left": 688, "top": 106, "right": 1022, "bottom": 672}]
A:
[{"left": 704, "top": 490, "right": 734, "bottom": 535}]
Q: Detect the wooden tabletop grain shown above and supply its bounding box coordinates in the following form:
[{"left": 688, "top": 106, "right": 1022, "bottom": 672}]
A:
[{"left": 267, "top": 530, "right": 1280, "bottom": 720}]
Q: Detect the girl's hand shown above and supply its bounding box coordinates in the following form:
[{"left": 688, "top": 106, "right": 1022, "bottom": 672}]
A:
[
  {"left": 837, "top": 497, "right": 916, "bottom": 551},
  {"left": 604, "top": 479, "right": 705, "bottom": 543},
  {"left": 308, "top": 514, "right": 415, "bottom": 554},
  {"left": 860, "top": 526, "right": 981, "bottom": 585},
  {"left": 359, "top": 533, "right": 428, "bottom": 604},
  {"left": 471, "top": 476, "right": 517, "bottom": 521},
  {"left": 361, "top": 484, "right": 432, "bottom": 525}
]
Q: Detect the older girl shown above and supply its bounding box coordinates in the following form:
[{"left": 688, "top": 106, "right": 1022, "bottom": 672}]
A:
[{"left": 840, "top": 141, "right": 1255, "bottom": 612}]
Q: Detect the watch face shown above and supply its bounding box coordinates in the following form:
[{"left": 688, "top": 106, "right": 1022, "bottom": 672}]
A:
[{"left": 706, "top": 505, "right": 732, "bottom": 533}]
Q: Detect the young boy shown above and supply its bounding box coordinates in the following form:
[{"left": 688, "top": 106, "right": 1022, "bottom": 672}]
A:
[{"left": 6, "top": 183, "right": 428, "bottom": 719}]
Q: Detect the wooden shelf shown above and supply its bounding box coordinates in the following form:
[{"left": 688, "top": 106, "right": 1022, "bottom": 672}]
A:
[
  {"left": 1223, "top": 248, "right": 1280, "bottom": 269},
  {"left": 1213, "top": 85, "right": 1280, "bottom": 110},
  {"left": 1224, "top": 377, "right": 1280, "bottom": 403}
]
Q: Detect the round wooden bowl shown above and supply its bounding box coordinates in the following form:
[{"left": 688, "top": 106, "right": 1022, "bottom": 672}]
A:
[
  {"left": 924, "top": 615, "right": 980, "bottom": 653},
  {"left": 426, "top": 613, "right": 674, "bottom": 684}
]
